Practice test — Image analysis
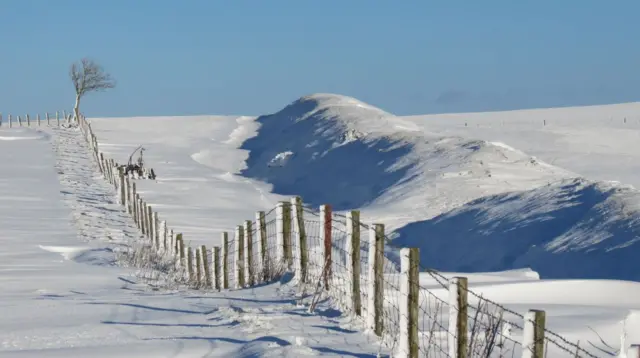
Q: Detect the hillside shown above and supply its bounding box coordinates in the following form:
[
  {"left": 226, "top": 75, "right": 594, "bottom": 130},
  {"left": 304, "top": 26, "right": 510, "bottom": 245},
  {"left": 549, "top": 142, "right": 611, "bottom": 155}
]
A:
[{"left": 238, "top": 93, "right": 640, "bottom": 281}]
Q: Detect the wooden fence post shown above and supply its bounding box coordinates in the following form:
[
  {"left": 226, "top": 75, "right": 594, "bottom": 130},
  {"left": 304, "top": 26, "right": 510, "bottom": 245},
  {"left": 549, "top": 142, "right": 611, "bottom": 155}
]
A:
[
  {"left": 175, "top": 233, "right": 184, "bottom": 264},
  {"left": 26, "top": 114, "right": 30, "bottom": 126},
  {"left": 110, "top": 159, "right": 117, "bottom": 187},
  {"left": 147, "top": 205, "right": 153, "bottom": 242},
  {"left": 99, "top": 153, "right": 105, "bottom": 177},
  {"left": 119, "top": 168, "right": 126, "bottom": 205},
  {"left": 93, "top": 136, "right": 99, "bottom": 161},
  {"left": 169, "top": 229, "right": 175, "bottom": 256},
  {"left": 131, "top": 193, "right": 140, "bottom": 229},
  {"left": 171, "top": 229, "right": 177, "bottom": 255},
  {"left": 255, "top": 211, "right": 266, "bottom": 283},
  {"left": 187, "top": 246, "right": 195, "bottom": 284},
  {"left": 18, "top": 115, "right": 22, "bottom": 127},
  {"left": 244, "top": 220, "right": 254, "bottom": 287},
  {"left": 136, "top": 197, "right": 142, "bottom": 230},
  {"left": 400, "top": 248, "right": 419, "bottom": 358},
  {"left": 213, "top": 246, "right": 221, "bottom": 291},
  {"left": 448, "top": 277, "right": 469, "bottom": 358},
  {"left": 131, "top": 182, "right": 137, "bottom": 220},
  {"left": 152, "top": 212, "right": 159, "bottom": 247},
  {"left": 46, "top": 112, "right": 50, "bottom": 126},
  {"left": 367, "top": 223, "right": 385, "bottom": 336},
  {"left": 275, "top": 202, "right": 285, "bottom": 265},
  {"left": 8, "top": 114, "right": 11, "bottom": 128},
  {"left": 202, "top": 245, "right": 211, "bottom": 289},
  {"left": 161, "top": 220, "right": 168, "bottom": 251},
  {"left": 0, "top": 113, "right": 2, "bottom": 127},
  {"left": 195, "top": 248, "right": 202, "bottom": 288},
  {"left": 143, "top": 201, "right": 149, "bottom": 236},
  {"left": 37, "top": 114, "right": 41, "bottom": 126},
  {"left": 125, "top": 178, "right": 132, "bottom": 214},
  {"left": 291, "top": 197, "right": 307, "bottom": 284},
  {"left": 141, "top": 199, "right": 147, "bottom": 234},
  {"left": 133, "top": 193, "right": 139, "bottom": 227},
  {"left": 282, "top": 202, "right": 292, "bottom": 267},
  {"left": 56, "top": 111, "right": 59, "bottom": 126},
  {"left": 106, "top": 158, "right": 112, "bottom": 184},
  {"left": 222, "top": 232, "right": 229, "bottom": 289},
  {"left": 320, "top": 204, "right": 332, "bottom": 290},
  {"left": 522, "top": 310, "right": 546, "bottom": 358},
  {"left": 235, "top": 226, "right": 245, "bottom": 289},
  {"left": 140, "top": 201, "right": 147, "bottom": 235},
  {"left": 347, "top": 210, "right": 362, "bottom": 315}
]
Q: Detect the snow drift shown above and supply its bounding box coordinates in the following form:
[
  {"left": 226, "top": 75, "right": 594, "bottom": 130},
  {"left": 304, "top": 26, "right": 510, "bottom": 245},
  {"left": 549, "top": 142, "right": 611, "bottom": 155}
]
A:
[
  {"left": 239, "top": 93, "right": 640, "bottom": 281},
  {"left": 393, "top": 178, "right": 640, "bottom": 280},
  {"left": 240, "top": 93, "right": 422, "bottom": 210}
]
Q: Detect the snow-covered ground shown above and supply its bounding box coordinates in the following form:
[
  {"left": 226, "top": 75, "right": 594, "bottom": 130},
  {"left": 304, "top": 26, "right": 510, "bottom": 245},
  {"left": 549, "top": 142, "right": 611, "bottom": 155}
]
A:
[
  {"left": 0, "top": 125, "right": 387, "bottom": 357},
  {"left": 2, "top": 93, "right": 640, "bottom": 356}
]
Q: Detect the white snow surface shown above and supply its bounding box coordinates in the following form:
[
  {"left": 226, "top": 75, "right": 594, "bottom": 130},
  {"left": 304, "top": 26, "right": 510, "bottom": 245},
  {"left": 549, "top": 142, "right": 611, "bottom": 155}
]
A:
[
  {"left": 0, "top": 125, "right": 387, "bottom": 357},
  {"left": 3, "top": 93, "right": 640, "bottom": 356}
]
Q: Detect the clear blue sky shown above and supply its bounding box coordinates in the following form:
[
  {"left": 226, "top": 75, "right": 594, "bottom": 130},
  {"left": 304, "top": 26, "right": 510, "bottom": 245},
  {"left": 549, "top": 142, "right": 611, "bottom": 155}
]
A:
[{"left": 1, "top": 0, "right": 639, "bottom": 117}]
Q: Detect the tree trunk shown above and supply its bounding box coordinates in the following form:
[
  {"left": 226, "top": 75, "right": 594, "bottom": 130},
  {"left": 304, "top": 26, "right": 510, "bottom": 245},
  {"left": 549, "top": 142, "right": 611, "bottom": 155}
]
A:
[{"left": 74, "top": 94, "right": 81, "bottom": 124}]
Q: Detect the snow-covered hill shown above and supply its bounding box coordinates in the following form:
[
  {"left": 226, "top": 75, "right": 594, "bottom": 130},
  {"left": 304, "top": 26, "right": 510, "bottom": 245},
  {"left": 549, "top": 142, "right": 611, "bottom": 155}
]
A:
[{"left": 236, "top": 93, "right": 640, "bottom": 281}]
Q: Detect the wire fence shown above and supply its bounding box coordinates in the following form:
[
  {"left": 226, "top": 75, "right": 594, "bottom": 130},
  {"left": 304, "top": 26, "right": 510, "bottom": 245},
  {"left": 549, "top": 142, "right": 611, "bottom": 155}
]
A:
[{"left": 71, "top": 113, "right": 607, "bottom": 358}]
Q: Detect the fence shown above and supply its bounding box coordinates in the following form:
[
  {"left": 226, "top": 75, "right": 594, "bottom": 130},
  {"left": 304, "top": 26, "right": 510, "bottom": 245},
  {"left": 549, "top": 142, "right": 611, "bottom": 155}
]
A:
[
  {"left": 0, "top": 111, "right": 75, "bottom": 127},
  {"left": 67, "top": 114, "right": 610, "bottom": 358}
]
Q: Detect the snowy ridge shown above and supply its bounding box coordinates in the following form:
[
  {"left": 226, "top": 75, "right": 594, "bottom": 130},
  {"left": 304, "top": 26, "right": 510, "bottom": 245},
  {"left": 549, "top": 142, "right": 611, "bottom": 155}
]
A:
[{"left": 238, "top": 93, "right": 640, "bottom": 281}]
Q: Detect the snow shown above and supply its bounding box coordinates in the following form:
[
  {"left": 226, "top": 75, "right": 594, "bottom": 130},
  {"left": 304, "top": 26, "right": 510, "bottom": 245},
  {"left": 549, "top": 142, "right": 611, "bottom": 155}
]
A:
[
  {"left": 2, "top": 93, "right": 640, "bottom": 356},
  {"left": 0, "top": 125, "right": 385, "bottom": 357}
]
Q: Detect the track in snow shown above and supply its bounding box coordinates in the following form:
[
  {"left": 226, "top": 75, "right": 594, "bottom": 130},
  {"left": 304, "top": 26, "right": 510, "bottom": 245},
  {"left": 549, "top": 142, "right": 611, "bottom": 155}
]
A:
[{"left": 52, "top": 127, "right": 141, "bottom": 252}]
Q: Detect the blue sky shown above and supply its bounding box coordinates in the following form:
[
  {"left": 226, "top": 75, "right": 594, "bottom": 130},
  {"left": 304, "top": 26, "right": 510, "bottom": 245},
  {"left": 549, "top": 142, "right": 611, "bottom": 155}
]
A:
[{"left": 1, "top": 1, "right": 639, "bottom": 117}]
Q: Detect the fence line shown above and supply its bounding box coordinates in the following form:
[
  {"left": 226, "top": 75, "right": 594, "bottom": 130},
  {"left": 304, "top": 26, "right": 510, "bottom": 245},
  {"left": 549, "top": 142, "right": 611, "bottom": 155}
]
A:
[
  {"left": 0, "top": 111, "right": 75, "bottom": 128},
  {"left": 63, "top": 114, "right": 606, "bottom": 358}
]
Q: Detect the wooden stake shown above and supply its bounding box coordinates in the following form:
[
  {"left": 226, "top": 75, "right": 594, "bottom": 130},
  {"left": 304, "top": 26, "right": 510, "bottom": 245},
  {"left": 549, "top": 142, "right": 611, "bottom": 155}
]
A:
[
  {"left": 522, "top": 310, "right": 546, "bottom": 358},
  {"left": 448, "top": 277, "right": 469, "bottom": 358},
  {"left": 195, "top": 248, "right": 202, "bottom": 288},
  {"left": 321, "top": 204, "right": 332, "bottom": 290},
  {"left": 292, "top": 197, "right": 307, "bottom": 283},
  {"left": 367, "top": 223, "right": 385, "bottom": 336},
  {"left": 152, "top": 212, "right": 159, "bottom": 247},
  {"left": 282, "top": 202, "right": 292, "bottom": 267},
  {"left": 256, "top": 211, "right": 267, "bottom": 283},
  {"left": 400, "top": 248, "right": 419, "bottom": 358},
  {"left": 213, "top": 246, "right": 221, "bottom": 291},
  {"left": 202, "top": 245, "right": 211, "bottom": 289},
  {"left": 347, "top": 210, "right": 361, "bottom": 315},
  {"left": 187, "top": 246, "right": 194, "bottom": 284},
  {"left": 244, "top": 220, "right": 254, "bottom": 286},
  {"left": 222, "top": 232, "right": 229, "bottom": 289},
  {"left": 235, "top": 225, "right": 245, "bottom": 288}
]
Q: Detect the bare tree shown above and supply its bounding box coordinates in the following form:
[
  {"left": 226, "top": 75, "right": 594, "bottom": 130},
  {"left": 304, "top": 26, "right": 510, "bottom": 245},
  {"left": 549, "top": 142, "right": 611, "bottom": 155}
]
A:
[{"left": 69, "top": 58, "right": 115, "bottom": 122}]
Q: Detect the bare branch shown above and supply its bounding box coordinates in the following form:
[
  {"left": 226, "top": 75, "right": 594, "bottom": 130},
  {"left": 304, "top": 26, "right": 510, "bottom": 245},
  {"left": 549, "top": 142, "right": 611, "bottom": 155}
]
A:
[{"left": 69, "top": 58, "right": 116, "bottom": 98}]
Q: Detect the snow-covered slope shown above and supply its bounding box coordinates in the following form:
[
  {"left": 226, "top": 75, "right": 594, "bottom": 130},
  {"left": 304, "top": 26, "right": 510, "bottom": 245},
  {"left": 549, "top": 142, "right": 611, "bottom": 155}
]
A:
[
  {"left": 236, "top": 93, "right": 640, "bottom": 281},
  {"left": 0, "top": 126, "right": 387, "bottom": 357},
  {"left": 403, "top": 102, "right": 640, "bottom": 190}
]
